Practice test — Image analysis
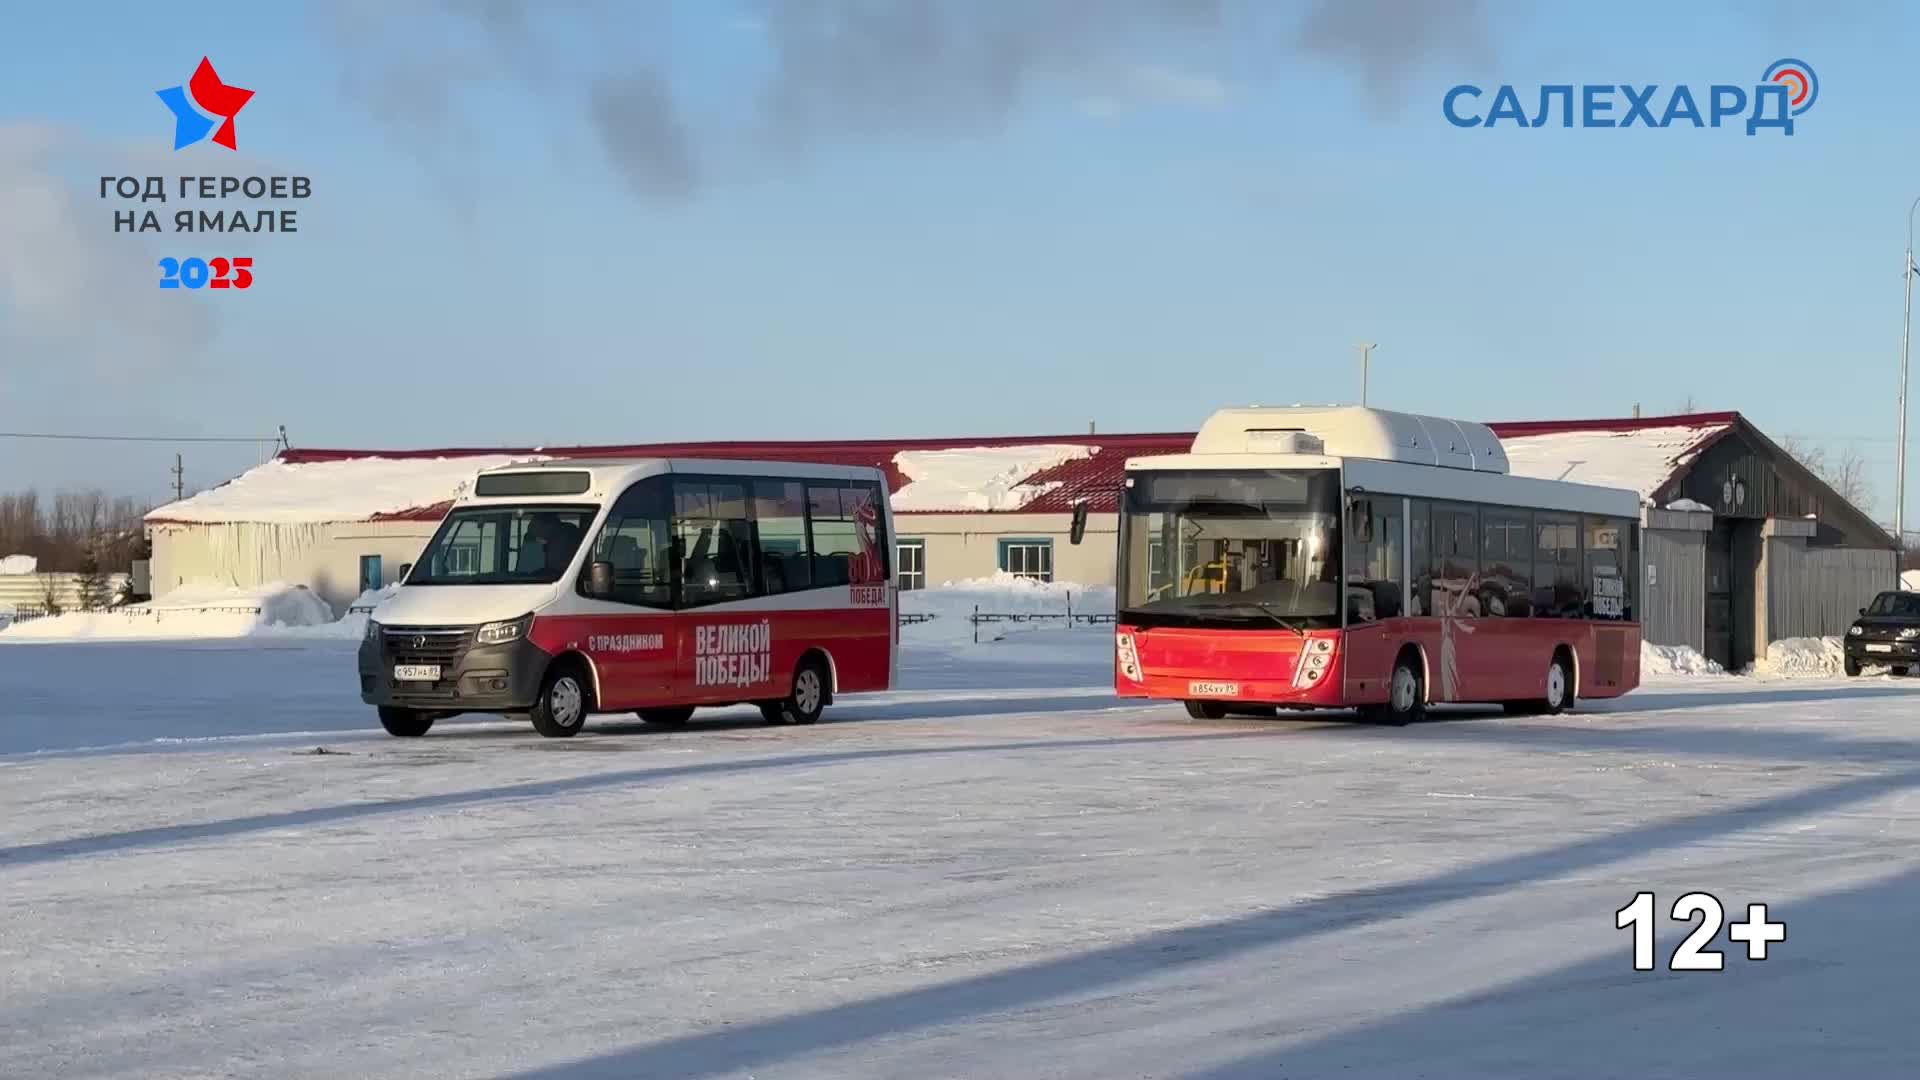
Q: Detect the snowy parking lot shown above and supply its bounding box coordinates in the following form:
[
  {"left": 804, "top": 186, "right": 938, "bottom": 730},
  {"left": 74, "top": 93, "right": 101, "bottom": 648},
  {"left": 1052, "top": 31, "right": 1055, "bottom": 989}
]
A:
[{"left": 4, "top": 625, "right": 1920, "bottom": 1078}]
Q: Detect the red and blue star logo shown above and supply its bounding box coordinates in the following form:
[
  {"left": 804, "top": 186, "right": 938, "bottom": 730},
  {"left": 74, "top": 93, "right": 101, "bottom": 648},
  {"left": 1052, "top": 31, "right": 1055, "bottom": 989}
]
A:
[{"left": 157, "top": 57, "right": 253, "bottom": 150}]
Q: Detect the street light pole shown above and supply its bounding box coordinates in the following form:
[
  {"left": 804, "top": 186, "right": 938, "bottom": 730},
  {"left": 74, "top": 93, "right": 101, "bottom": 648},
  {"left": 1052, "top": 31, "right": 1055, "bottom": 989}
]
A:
[
  {"left": 1900, "top": 198, "right": 1920, "bottom": 554},
  {"left": 1357, "top": 342, "right": 1376, "bottom": 407}
]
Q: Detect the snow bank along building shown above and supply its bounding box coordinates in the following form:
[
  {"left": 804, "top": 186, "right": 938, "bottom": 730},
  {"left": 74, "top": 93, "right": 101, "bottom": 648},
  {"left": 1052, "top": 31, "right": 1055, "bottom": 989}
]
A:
[{"left": 145, "top": 411, "right": 1894, "bottom": 669}]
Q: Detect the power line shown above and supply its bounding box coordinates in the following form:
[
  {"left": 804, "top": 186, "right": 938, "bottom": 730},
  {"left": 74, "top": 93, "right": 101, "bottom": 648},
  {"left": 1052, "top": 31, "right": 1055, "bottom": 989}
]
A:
[{"left": 0, "top": 432, "right": 277, "bottom": 444}]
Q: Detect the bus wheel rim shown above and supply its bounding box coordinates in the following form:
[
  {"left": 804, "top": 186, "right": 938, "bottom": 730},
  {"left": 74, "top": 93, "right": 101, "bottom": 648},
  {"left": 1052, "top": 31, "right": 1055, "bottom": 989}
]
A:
[
  {"left": 795, "top": 669, "right": 822, "bottom": 715},
  {"left": 551, "top": 677, "right": 584, "bottom": 726},
  {"left": 1547, "top": 663, "right": 1566, "bottom": 707}
]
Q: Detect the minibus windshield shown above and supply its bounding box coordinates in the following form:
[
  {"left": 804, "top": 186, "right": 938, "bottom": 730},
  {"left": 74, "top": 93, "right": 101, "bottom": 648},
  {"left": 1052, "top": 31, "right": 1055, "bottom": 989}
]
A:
[{"left": 407, "top": 505, "right": 598, "bottom": 586}]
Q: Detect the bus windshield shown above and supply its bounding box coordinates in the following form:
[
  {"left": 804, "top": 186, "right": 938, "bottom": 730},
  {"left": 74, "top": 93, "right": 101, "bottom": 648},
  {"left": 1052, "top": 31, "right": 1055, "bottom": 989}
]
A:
[
  {"left": 407, "top": 505, "right": 598, "bottom": 586},
  {"left": 1117, "top": 469, "right": 1343, "bottom": 629}
]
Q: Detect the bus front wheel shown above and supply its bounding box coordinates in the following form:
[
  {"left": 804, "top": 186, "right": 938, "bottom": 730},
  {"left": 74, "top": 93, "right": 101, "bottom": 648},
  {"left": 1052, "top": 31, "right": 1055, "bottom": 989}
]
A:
[
  {"left": 1371, "top": 650, "right": 1424, "bottom": 726},
  {"left": 1183, "top": 700, "right": 1227, "bottom": 720}
]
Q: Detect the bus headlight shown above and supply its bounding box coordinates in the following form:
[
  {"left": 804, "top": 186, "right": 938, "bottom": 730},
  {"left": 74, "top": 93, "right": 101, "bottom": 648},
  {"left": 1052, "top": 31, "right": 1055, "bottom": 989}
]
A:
[
  {"left": 1292, "top": 637, "right": 1336, "bottom": 688},
  {"left": 1115, "top": 632, "right": 1142, "bottom": 682},
  {"left": 477, "top": 614, "right": 532, "bottom": 646}
]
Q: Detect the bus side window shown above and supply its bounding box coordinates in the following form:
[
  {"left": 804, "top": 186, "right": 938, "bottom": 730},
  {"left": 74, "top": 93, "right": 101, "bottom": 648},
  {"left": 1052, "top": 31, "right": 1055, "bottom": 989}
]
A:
[
  {"left": 1344, "top": 496, "right": 1403, "bottom": 622},
  {"left": 1408, "top": 500, "right": 1430, "bottom": 617}
]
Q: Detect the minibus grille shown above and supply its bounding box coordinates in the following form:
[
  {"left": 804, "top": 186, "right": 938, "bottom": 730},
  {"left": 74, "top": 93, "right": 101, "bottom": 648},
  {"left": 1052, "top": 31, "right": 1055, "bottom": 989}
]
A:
[{"left": 382, "top": 625, "right": 472, "bottom": 666}]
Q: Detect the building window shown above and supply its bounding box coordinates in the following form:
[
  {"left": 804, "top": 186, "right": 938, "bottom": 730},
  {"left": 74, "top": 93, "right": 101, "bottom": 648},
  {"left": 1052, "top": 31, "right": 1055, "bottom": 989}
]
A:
[
  {"left": 896, "top": 538, "right": 926, "bottom": 591},
  {"left": 998, "top": 537, "right": 1053, "bottom": 582},
  {"left": 446, "top": 544, "right": 479, "bottom": 574},
  {"left": 358, "top": 554, "right": 382, "bottom": 593}
]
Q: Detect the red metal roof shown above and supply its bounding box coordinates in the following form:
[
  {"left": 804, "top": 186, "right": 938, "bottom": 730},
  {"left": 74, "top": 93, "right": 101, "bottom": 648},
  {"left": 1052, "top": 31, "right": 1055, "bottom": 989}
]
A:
[
  {"left": 279, "top": 433, "right": 1196, "bottom": 516},
  {"left": 236, "top": 413, "right": 1744, "bottom": 522},
  {"left": 1487, "top": 411, "right": 1739, "bottom": 438}
]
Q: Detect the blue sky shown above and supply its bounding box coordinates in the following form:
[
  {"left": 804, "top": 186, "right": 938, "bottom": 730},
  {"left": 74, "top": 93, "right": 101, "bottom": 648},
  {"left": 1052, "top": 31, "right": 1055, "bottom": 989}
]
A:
[{"left": 2, "top": 1, "right": 1916, "bottom": 516}]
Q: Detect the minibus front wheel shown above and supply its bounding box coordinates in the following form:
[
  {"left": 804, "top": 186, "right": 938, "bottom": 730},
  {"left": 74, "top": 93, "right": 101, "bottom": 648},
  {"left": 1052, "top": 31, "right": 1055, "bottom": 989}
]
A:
[
  {"left": 530, "top": 662, "right": 593, "bottom": 738},
  {"left": 378, "top": 707, "right": 434, "bottom": 737}
]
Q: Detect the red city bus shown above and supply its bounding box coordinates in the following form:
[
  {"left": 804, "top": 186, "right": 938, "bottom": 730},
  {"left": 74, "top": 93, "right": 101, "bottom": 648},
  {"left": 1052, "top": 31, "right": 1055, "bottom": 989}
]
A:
[
  {"left": 1109, "top": 407, "right": 1642, "bottom": 723},
  {"left": 360, "top": 458, "right": 895, "bottom": 737}
]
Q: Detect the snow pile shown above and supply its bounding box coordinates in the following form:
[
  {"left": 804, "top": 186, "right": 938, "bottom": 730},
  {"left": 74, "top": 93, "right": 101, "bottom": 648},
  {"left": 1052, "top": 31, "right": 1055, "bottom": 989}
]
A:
[
  {"left": 1640, "top": 641, "right": 1724, "bottom": 676},
  {"left": 347, "top": 584, "right": 401, "bottom": 612},
  {"left": 145, "top": 454, "right": 542, "bottom": 525},
  {"left": 1750, "top": 636, "right": 1846, "bottom": 678},
  {"left": 0, "top": 582, "right": 347, "bottom": 642},
  {"left": 891, "top": 445, "right": 1093, "bottom": 512},
  {"left": 1501, "top": 422, "right": 1729, "bottom": 502},
  {"left": 1902, "top": 570, "right": 1920, "bottom": 592},
  {"left": 0, "top": 554, "right": 37, "bottom": 575},
  {"left": 1664, "top": 498, "right": 1712, "bottom": 513}
]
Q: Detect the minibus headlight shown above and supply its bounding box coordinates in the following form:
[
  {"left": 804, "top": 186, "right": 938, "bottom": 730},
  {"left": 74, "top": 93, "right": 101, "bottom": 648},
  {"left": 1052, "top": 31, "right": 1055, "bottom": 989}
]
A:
[
  {"left": 476, "top": 614, "right": 532, "bottom": 646},
  {"left": 363, "top": 617, "right": 380, "bottom": 642}
]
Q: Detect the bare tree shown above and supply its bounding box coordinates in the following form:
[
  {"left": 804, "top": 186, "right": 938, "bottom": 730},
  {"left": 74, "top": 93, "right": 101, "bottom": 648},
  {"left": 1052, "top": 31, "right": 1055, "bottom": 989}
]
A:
[
  {"left": 0, "top": 489, "right": 149, "bottom": 572},
  {"left": 37, "top": 571, "right": 63, "bottom": 616},
  {"left": 1777, "top": 435, "right": 1873, "bottom": 512}
]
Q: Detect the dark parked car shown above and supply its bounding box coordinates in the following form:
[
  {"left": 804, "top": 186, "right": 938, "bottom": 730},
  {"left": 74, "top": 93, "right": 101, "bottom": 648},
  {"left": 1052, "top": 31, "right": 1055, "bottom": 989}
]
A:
[{"left": 1843, "top": 590, "right": 1920, "bottom": 676}]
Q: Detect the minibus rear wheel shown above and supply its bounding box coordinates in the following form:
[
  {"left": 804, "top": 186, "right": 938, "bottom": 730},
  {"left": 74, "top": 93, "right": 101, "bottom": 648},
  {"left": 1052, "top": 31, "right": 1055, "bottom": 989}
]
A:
[{"left": 761, "top": 656, "right": 829, "bottom": 725}]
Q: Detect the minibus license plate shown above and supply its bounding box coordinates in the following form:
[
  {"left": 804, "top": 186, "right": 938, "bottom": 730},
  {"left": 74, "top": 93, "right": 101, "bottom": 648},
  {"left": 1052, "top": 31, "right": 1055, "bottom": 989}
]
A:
[
  {"left": 1188, "top": 681, "right": 1239, "bottom": 697},
  {"left": 394, "top": 664, "right": 442, "bottom": 681},
  {"left": 1866, "top": 644, "right": 1894, "bottom": 653}
]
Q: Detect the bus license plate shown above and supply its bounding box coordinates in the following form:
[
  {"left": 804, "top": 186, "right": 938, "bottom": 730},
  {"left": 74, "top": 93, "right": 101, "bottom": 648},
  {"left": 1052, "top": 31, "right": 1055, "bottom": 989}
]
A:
[
  {"left": 1188, "top": 681, "right": 1239, "bottom": 697},
  {"left": 394, "top": 664, "right": 442, "bottom": 681}
]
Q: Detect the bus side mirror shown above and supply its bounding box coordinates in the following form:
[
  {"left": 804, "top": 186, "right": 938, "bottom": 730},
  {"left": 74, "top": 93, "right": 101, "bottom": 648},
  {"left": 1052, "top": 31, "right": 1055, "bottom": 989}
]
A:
[
  {"left": 1068, "top": 500, "right": 1089, "bottom": 546},
  {"left": 586, "top": 561, "right": 615, "bottom": 598}
]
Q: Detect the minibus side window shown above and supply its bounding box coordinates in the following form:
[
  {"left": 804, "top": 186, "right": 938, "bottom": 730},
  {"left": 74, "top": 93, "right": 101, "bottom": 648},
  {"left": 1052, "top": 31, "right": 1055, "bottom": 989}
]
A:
[
  {"left": 584, "top": 477, "right": 673, "bottom": 608},
  {"left": 808, "top": 481, "right": 888, "bottom": 587},
  {"left": 752, "top": 480, "right": 813, "bottom": 595},
  {"left": 675, "top": 478, "right": 755, "bottom": 607}
]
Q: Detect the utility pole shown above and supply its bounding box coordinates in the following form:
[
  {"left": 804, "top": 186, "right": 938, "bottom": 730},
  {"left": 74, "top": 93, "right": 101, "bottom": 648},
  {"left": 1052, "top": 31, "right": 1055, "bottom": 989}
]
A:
[
  {"left": 171, "top": 453, "right": 184, "bottom": 502},
  {"left": 1356, "top": 343, "right": 1377, "bottom": 406},
  {"left": 1901, "top": 196, "right": 1920, "bottom": 555}
]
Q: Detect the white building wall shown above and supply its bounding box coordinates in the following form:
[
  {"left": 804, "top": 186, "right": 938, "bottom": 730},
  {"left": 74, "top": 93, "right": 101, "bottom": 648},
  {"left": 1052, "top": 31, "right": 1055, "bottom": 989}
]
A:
[
  {"left": 896, "top": 512, "right": 1119, "bottom": 587},
  {"left": 148, "top": 511, "right": 1125, "bottom": 617},
  {"left": 149, "top": 520, "right": 439, "bottom": 615}
]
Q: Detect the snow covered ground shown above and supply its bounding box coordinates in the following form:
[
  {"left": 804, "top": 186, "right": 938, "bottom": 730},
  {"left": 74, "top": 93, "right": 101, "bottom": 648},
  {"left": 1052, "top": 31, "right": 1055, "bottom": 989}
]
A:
[{"left": 4, "top": 618, "right": 1920, "bottom": 1077}]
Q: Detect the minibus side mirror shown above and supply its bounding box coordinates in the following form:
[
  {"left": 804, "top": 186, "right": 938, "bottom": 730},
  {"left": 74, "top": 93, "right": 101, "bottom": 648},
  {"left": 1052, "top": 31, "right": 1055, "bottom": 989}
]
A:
[
  {"left": 587, "top": 560, "right": 615, "bottom": 598},
  {"left": 1860, "top": 607, "right": 1867, "bottom": 616},
  {"left": 1068, "top": 499, "right": 1089, "bottom": 546},
  {"left": 397, "top": 562, "right": 412, "bottom": 583}
]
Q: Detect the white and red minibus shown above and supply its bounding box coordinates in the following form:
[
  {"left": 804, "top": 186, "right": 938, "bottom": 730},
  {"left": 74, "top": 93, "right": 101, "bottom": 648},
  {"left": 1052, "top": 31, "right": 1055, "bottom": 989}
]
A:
[
  {"left": 1110, "top": 407, "right": 1641, "bottom": 723},
  {"left": 360, "top": 458, "right": 896, "bottom": 737}
]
